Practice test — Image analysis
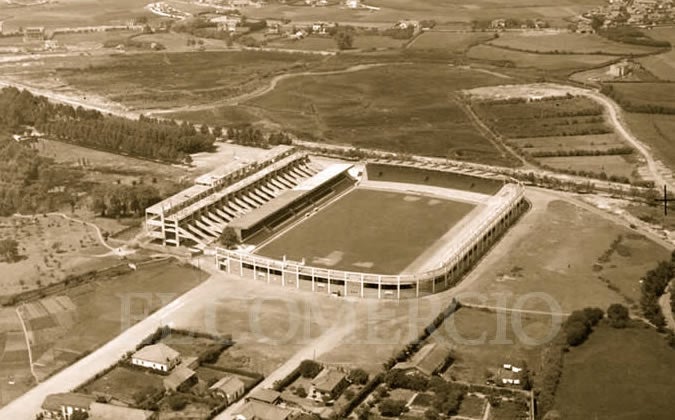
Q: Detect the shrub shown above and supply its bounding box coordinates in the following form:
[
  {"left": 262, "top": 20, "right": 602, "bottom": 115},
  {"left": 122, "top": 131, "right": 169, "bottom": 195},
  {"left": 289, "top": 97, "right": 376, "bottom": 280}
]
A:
[
  {"left": 299, "top": 359, "right": 322, "bottom": 378},
  {"left": 379, "top": 398, "right": 408, "bottom": 417},
  {"left": 167, "top": 394, "right": 189, "bottom": 411},
  {"left": 607, "top": 303, "right": 630, "bottom": 328}
]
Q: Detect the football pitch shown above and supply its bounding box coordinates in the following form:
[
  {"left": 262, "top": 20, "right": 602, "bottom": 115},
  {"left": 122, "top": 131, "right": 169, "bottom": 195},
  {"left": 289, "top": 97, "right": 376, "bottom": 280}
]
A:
[{"left": 255, "top": 188, "right": 475, "bottom": 275}]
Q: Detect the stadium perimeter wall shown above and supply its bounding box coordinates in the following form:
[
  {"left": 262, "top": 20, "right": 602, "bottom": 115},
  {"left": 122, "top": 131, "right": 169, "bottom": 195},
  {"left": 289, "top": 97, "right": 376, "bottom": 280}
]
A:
[{"left": 214, "top": 180, "right": 527, "bottom": 300}]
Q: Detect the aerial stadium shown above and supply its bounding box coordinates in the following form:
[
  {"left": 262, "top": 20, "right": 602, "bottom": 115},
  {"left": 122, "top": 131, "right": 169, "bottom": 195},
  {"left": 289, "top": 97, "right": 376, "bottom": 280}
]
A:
[{"left": 145, "top": 146, "right": 527, "bottom": 299}]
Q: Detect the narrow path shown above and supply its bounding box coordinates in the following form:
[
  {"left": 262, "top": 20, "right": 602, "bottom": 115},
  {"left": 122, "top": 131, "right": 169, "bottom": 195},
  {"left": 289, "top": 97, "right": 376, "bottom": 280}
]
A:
[
  {"left": 145, "top": 62, "right": 412, "bottom": 116},
  {"left": 14, "top": 307, "right": 39, "bottom": 385},
  {"left": 658, "top": 288, "right": 675, "bottom": 331},
  {"left": 13, "top": 212, "right": 116, "bottom": 253},
  {"left": 459, "top": 303, "right": 571, "bottom": 317}
]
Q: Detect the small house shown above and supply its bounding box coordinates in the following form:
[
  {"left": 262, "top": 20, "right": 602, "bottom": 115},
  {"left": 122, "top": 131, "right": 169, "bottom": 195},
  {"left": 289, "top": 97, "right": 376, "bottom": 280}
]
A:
[
  {"left": 41, "top": 392, "right": 96, "bottom": 419},
  {"left": 163, "top": 365, "right": 197, "bottom": 391},
  {"left": 210, "top": 375, "right": 246, "bottom": 404},
  {"left": 394, "top": 343, "right": 453, "bottom": 377},
  {"left": 310, "top": 368, "right": 347, "bottom": 400},
  {"left": 234, "top": 400, "right": 292, "bottom": 420},
  {"left": 131, "top": 343, "right": 181, "bottom": 372},
  {"left": 247, "top": 388, "right": 282, "bottom": 405}
]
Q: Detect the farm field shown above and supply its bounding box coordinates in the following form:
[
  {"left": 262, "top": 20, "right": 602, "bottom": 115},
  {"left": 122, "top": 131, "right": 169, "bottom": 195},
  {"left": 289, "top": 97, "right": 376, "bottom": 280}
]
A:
[
  {"left": 537, "top": 155, "right": 638, "bottom": 181},
  {"left": 553, "top": 323, "right": 675, "bottom": 420},
  {"left": 0, "top": 0, "right": 151, "bottom": 32},
  {"left": 52, "top": 29, "right": 141, "bottom": 49},
  {"left": 464, "top": 190, "right": 670, "bottom": 313},
  {"left": 20, "top": 260, "right": 207, "bottom": 382},
  {"left": 488, "top": 32, "right": 660, "bottom": 55},
  {"left": 467, "top": 44, "right": 614, "bottom": 72},
  {"left": 0, "top": 308, "right": 32, "bottom": 407},
  {"left": 471, "top": 96, "right": 610, "bottom": 139},
  {"left": 638, "top": 26, "right": 675, "bottom": 81},
  {"left": 0, "top": 215, "right": 116, "bottom": 297},
  {"left": 623, "top": 113, "right": 675, "bottom": 172},
  {"left": 243, "top": 0, "right": 604, "bottom": 27},
  {"left": 268, "top": 36, "right": 337, "bottom": 52},
  {"left": 132, "top": 32, "right": 232, "bottom": 51},
  {"left": 256, "top": 188, "right": 475, "bottom": 274},
  {"left": 509, "top": 133, "right": 627, "bottom": 155},
  {"left": 79, "top": 365, "right": 164, "bottom": 406},
  {"left": 437, "top": 307, "right": 554, "bottom": 384},
  {"left": 55, "top": 51, "right": 324, "bottom": 110},
  {"left": 605, "top": 82, "right": 675, "bottom": 110},
  {"left": 246, "top": 64, "right": 517, "bottom": 165},
  {"left": 410, "top": 31, "right": 496, "bottom": 52}
]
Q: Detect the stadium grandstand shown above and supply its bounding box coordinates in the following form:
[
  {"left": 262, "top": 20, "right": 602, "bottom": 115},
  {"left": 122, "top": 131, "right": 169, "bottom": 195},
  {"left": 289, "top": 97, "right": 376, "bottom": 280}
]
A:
[
  {"left": 145, "top": 146, "right": 328, "bottom": 247},
  {"left": 228, "top": 163, "right": 356, "bottom": 243}
]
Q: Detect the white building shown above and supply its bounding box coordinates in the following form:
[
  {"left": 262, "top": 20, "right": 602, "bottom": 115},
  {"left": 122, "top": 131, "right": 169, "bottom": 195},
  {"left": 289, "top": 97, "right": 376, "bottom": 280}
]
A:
[{"left": 131, "top": 343, "right": 181, "bottom": 372}]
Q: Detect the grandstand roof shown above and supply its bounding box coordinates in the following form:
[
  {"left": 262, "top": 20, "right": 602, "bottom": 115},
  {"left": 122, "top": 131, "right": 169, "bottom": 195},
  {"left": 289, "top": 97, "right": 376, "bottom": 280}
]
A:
[
  {"left": 229, "top": 164, "right": 353, "bottom": 231},
  {"left": 167, "top": 152, "right": 305, "bottom": 222},
  {"left": 145, "top": 145, "right": 294, "bottom": 216}
]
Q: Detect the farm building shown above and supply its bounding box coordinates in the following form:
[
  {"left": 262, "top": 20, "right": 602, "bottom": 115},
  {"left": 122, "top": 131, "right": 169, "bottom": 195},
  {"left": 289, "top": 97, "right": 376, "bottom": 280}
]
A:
[
  {"left": 394, "top": 343, "right": 453, "bottom": 376},
  {"left": 23, "top": 27, "right": 45, "bottom": 42},
  {"left": 234, "top": 400, "right": 293, "bottom": 420},
  {"left": 131, "top": 343, "right": 181, "bottom": 372},
  {"left": 310, "top": 368, "right": 348, "bottom": 400},
  {"left": 41, "top": 392, "right": 95, "bottom": 419},
  {"left": 88, "top": 402, "right": 156, "bottom": 420},
  {"left": 210, "top": 375, "right": 246, "bottom": 403},
  {"left": 163, "top": 366, "right": 197, "bottom": 391}
]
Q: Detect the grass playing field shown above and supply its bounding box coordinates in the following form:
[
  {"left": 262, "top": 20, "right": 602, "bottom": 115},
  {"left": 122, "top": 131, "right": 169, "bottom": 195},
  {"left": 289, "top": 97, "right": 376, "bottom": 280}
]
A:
[
  {"left": 256, "top": 188, "right": 475, "bottom": 274},
  {"left": 553, "top": 323, "right": 675, "bottom": 420}
]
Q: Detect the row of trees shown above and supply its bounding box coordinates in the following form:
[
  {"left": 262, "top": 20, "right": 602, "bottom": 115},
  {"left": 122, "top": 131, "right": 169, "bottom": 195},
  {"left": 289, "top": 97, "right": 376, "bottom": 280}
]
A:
[
  {"left": 0, "top": 87, "right": 217, "bottom": 163},
  {"left": 225, "top": 127, "right": 292, "bottom": 148}
]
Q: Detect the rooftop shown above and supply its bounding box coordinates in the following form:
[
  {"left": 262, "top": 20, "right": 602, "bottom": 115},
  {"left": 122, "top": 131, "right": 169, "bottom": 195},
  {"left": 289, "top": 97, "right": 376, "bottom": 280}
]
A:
[
  {"left": 394, "top": 343, "right": 452, "bottom": 376},
  {"left": 311, "top": 368, "right": 346, "bottom": 393},
  {"left": 235, "top": 400, "right": 292, "bottom": 420},
  {"left": 210, "top": 375, "right": 246, "bottom": 395},
  {"left": 163, "top": 366, "right": 196, "bottom": 390},
  {"left": 89, "top": 402, "right": 155, "bottom": 420},
  {"left": 248, "top": 388, "right": 281, "bottom": 404},
  {"left": 132, "top": 343, "right": 180, "bottom": 365},
  {"left": 42, "top": 392, "right": 95, "bottom": 411},
  {"left": 229, "top": 163, "right": 352, "bottom": 231},
  {"left": 168, "top": 151, "right": 306, "bottom": 222},
  {"left": 146, "top": 145, "right": 294, "bottom": 216}
]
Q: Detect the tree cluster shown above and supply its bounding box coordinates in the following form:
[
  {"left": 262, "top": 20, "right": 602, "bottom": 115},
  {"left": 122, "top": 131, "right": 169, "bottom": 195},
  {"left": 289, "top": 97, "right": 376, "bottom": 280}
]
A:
[
  {"left": 564, "top": 307, "right": 604, "bottom": 346},
  {"left": 0, "top": 134, "right": 84, "bottom": 216},
  {"left": 640, "top": 254, "right": 675, "bottom": 328},
  {"left": 0, "top": 238, "right": 20, "bottom": 263},
  {"left": 0, "top": 87, "right": 216, "bottom": 163},
  {"left": 90, "top": 184, "right": 161, "bottom": 218},
  {"left": 299, "top": 359, "right": 322, "bottom": 379},
  {"left": 384, "top": 369, "right": 428, "bottom": 391},
  {"left": 226, "top": 127, "right": 292, "bottom": 148}
]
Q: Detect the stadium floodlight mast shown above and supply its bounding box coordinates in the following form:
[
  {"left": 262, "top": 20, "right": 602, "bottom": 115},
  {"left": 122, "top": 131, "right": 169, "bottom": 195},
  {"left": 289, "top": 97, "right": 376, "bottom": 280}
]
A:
[{"left": 654, "top": 185, "right": 675, "bottom": 216}]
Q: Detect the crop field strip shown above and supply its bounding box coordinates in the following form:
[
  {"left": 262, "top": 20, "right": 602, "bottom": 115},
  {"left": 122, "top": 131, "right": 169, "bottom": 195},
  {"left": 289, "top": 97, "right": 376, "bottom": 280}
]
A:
[{"left": 470, "top": 96, "right": 643, "bottom": 181}]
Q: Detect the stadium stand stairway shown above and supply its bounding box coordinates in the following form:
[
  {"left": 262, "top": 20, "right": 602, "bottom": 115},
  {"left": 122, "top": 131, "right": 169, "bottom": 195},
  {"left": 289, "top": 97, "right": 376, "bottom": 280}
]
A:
[{"left": 176, "top": 161, "right": 318, "bottom": 247}]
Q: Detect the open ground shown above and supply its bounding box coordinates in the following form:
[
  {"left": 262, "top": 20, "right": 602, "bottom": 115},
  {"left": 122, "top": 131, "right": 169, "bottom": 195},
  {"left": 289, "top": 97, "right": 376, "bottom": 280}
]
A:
[{"left": 554, "top": 322, "right": 675, "bottom": 419}]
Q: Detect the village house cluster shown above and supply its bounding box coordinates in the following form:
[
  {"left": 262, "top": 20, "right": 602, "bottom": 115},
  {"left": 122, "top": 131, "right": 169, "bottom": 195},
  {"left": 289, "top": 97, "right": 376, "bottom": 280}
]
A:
[{"left": 580, "top": 0, "right": 675, "bottom": 30}]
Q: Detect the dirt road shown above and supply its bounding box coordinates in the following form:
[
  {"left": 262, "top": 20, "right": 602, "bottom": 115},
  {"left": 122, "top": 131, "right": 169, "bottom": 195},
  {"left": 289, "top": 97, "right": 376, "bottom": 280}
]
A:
[{"left": 144, "top": 62, "right": 412, "bottom": 116}]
